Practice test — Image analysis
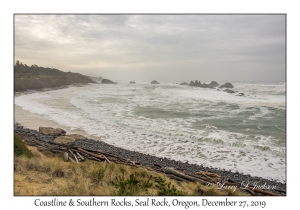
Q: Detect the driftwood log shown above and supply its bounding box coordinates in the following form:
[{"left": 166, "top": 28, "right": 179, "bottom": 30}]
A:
[
  {"left": 69, "top": 149, "right": 79, "bottom": 163},
  {"left": 164, "top": 167, "right": 211, "bottom": 185},
  {"left": 77, "top": 148, "right": 105, "bottom": 161}
]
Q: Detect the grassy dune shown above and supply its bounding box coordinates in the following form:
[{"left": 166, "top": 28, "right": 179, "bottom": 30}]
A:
[{"left": 14, "top": 135, "right": 247, "bottom": 196}]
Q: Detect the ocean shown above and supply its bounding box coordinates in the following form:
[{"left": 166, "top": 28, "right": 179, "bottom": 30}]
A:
[{"left": 14, "top": 81, "right": 286, "bottom": 182}]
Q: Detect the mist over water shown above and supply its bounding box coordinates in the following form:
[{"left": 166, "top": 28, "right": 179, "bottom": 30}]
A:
[{"left": 15, "top": 81, "right": 286, "bottom": 182}]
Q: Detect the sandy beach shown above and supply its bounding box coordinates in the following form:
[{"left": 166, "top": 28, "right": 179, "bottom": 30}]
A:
[{"left": 14, "top": 104, "right": 102, "bottom": 141}]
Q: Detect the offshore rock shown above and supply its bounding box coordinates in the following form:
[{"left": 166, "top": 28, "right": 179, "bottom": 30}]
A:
[
  {"left": 197, "top": 81, "right": 203, "bottom": 87},
  {"left": 224, "top": 89, "right": 236, "bottom": 93},
  {"left": 208, "top": 81, "right": 219, "bottom": 88},
  {"left": 151, "top": 80, "right": 160, "bottom": 84},
  {"left": 236, "top": 93, "right": 245, "bottom": 97},
  {"left": 179, "top": 82, "right": 189, "bottom": 85},
  {"left": 201, "top": 83, "right": 209, "bottom": 88},
  {"left": 189, "top": 81, "right": 195, "bottom": 86},
  {"left": 219, "top": 82, "right": 234, "bottom": 88}
]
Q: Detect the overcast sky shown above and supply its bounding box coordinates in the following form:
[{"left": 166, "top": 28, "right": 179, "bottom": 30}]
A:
[{"left": 14, "top": 15, "right": 285, "bottom": 82}]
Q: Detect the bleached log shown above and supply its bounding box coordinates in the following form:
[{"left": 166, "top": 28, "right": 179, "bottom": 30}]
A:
[
  {"left": 78, "top": 148, "right": 105, "bottom": 161},
  {"left": 103, "top": 155, "right": 111, "bottom": 163},
  {"left": 73, "top": 146, "right": 120, "bottom": 159},
  {"left": 76, "top": 151, "right": 85, "bottom": 161},
  {"left": 69, "top": 149, "right": 78, "bottom": 163},
  {"left": 164, "top": 167, "right": 211, "bottom": 185},
  {"left": 68, "top": 156, "right": 76, "bottom": 163}
]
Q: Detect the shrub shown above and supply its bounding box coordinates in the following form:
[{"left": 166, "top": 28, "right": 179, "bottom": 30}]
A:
[
  {"left": 155, "top": 177, "right": 184, "bottom": 196},
  {"left": 14, "top": 134, "right": 33, "bottom": 158},
  {"left": 112, "top": 172, "right": 152, "bottom": 196}
]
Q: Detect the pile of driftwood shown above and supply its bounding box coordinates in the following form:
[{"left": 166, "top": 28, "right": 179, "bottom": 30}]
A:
[
  {"left": 23, "top": 138, "right": 284, "bottom": 196},
  {"left": 23, "top": 138, "right": 129, "bottom": 164}
]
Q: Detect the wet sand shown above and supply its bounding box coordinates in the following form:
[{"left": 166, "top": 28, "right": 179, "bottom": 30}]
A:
[{"left": 14, "top": 104, "right": 102, "bottom": 141}]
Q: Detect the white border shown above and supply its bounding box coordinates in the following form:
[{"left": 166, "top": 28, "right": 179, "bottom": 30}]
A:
[{"left": 3, "top": 0, "right": 297, "bottom": 209}]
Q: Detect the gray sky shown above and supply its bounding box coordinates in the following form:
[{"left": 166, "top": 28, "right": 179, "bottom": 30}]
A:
[{"left": 14, "top": 15, "right": 285, "bottom": 82}]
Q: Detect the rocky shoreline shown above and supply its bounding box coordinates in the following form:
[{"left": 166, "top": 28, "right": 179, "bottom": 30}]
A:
[{"left": 14, "top": 123, "right": 286, "bottom": 195}]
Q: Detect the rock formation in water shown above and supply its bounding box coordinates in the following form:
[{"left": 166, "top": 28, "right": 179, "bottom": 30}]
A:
[
  {"left": 189, "top": 81, "right": 195, "bottom": 86},
  {"left": 179, "top": 82, "right": 189, "bottom": 85},
  {"left": 219, "top": 82, "right": 234, "bottom": 88},
  {"left": 236, "top": 93, "right": 245, "bottom": 97},
  {"left": 151, "top": 80, "right": 160, "bottom": 84},
  {"left": 201, "top": 83, "right": 210, "bottom": 88},
  {"left": 224, "top": 89, "right": 236, "bottom": 93},
  {"left": 208, "top": 81, "right": 219, "bottom": 88}
]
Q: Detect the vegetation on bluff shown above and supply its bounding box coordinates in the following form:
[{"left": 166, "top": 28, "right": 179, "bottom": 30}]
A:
[
  {"left": 14, "top": 134, "right": 33, "bottom": 158},
  {"left": 14, "top": 61, "right": 95, "bottom": 92}
]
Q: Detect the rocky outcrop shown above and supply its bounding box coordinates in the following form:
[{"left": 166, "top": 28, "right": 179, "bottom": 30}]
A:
[
  {"left": 67, "top": 134, "right": 87, "bottom": 141},
  {"left": 180, "top": 82, "right": 189, "bottom": 85},
  {"left": 185, "top": 80, "right": 239, "bottom": 93},
  {"left": 151, "top": 80, "right": 160, "bottom": 84},
  {"left": 208, "top": 81, "right": 219, "bottom": 88},
  {"left": 54, "top": 136, "right": 75, "bottom": 144},
  {"left": 219, "top": 82, "right": 234, "bottom": 88},
  {"left": 224, "top": 89, "right": 236, "bottom": 93},
  {"left": 39, "top": 127, "right": 66, "bottom": 136},
  {"left": 236, "top": 93, "right": 245, "bottom": 97},
  {"left": 189, "top": 81, "right": 195, "bottom": 86},
  {"left": 101, "top": 79, "right": 116, "bottom": 84},
  {"left": 189, "top": 80, "right": 215, "bottom": 88},
  {"left": 129, "top": 81, "right": 136, "bottom": 84},
  {"left": 201, "top": 83, "right": 209, "bottom": 88}
]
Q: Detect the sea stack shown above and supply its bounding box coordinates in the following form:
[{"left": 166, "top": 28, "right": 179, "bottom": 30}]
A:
[
  {"left": 189, "top": 81, "right": 195, "bottom": 86},
  {"left": 219, "top": 82, "right": 234, "bottom": 88},
  {"left": 208, "top": 81, "right": 219, "bottom": 88},
  {"left": 151, "top": 80, "right": 160, "bottom": 84}
]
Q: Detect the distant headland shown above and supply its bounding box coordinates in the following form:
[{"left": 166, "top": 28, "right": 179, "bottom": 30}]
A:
[{"left": 14, "top": 61, "right": 95, "bottom": 92}]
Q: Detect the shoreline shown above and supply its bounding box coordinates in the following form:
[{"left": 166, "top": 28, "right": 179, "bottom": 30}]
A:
[
  {"left": 14, "top": 83, "right": 104, "bottom": 141},
  {"left": 14, "top": 84, "right": 286, "bottom": 194},
  {"left": 14, "top": 122, "right": 286, "bottom": 195}
]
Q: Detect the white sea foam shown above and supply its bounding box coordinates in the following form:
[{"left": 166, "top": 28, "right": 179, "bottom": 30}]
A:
[{"left": 14, "top": 82, "right": 286, "bottom": 182}]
